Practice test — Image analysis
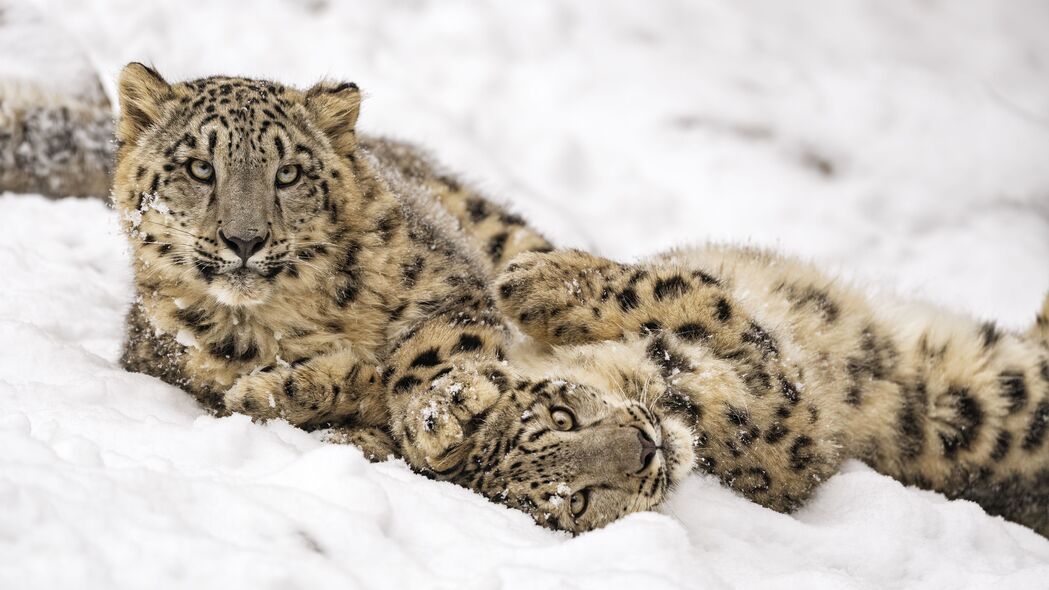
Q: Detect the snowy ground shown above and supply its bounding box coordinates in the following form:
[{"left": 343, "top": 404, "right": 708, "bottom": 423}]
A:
[{"left": 3, "top": 0, "right": 1049, "bottom": 588}]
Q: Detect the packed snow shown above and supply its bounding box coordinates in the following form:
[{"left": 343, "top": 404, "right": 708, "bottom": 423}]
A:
[{"left": 2, "top": 0, "right": 1049, "bottom": 588}]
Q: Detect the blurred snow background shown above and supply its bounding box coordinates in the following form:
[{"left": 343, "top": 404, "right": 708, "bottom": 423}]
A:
[{"left": 1, "top": 0, "right": 1048, "bottom": 588}]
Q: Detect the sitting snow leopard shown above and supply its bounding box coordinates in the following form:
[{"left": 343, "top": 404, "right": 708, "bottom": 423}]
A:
[
  {"left": 410, "top": 248, "right": 1049, "bottom": 536},
  {"left": 113, "top": 63, "right": 551, "bottom": 460}
]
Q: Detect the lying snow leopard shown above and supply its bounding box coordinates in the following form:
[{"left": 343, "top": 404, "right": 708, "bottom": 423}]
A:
[
  {"left": 113, "top": 63, "right": 1049, "bottom": 538},
  {"left": 113, "top": 63, "right": 551, "bottom": 459},
  {"left": 415, "top": 248, "right": 1049, "bottom": 536}
]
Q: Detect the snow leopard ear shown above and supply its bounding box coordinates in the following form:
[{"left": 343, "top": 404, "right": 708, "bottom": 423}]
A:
[
  {"left": 117, "top": 62, "right": 173, "bottom": 145},
  {"left": 304, "top": 81, "right": 361, "bottom": 154}
]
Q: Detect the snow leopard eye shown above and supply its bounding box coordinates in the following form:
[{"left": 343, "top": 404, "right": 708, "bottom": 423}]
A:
[
  {"left": 275, "top": 164, "right": 301, "bottom": 188},
  {"left": 570, "top": 490, "right": 589, "bottom": 517},
  {"left": 550, "top": 407, "right": 576, "bottom": 431},
  {"left": 186, "top": 159, "right": 214, "bottom": 183}
]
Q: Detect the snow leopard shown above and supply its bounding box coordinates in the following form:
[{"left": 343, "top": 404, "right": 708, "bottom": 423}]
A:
[
  {"left": 410, "top": 247, "right": 1049, "bottom": 537},
  {"left": 112, "top": 63, "right": 1049, "bottom": 538},
  {"left": 113, "top": 63, "right": 551, "bottom": 459}
]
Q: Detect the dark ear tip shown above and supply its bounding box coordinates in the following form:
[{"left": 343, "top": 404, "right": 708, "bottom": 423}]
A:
[
  {"left": 309, "top": 81, "right": 360, "bottom": 97},
  {"left": 121, "top": 62, "right": 166, "bottom": 84}
]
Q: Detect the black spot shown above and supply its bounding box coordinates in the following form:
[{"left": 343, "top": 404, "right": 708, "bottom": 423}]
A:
[
  {"left": 744, "top": 370, "right": 772, "bottom": 395},
  {"left": 764, "top": 423, "right": 789, "bottom": 444},
  {"left": 453, "top": 333, "right": 484, "bottom": 354},
  {"left": 980, "top": 321, "right": 1002, "bottom": 348},
  {"left": 715, "top": 298, "right": 732, "bottom": 322},
  {"left": 779, "top": 376, "right": 800, "bottom": 404},
  {"left": 1000, "top": 371, "right": 1028, "bottom": 414},
  {"left": 627, "top": 270, "right": 649, "bottom": 286},
  {"left": 487, "top": 369, "right": 510, "bottom": 392},
  {"left": 898, "top": 382, "right": 926, "bottom": 460},
  {"left": 807, "top": 405, "right": 819, "bottom": 424},
  {"left": 410, "top": 348, "right": 442, "bottom": 368},
  {"left": 692, "top": 270, "right": 720, "bottom": 285},
  {"left": 789, "top": 435, "right": 816, "bottom": 471},
  {"left": 430, "top": 367, "right": 453, "bottom": 382},
  {"left": 283, "top": 377, "right": 297, "bottom": 397},
  {"left": 498, "top": 212, "right": 526, "bottom": 226},
  {"left": 401, "top": 255, "right": 425, "bottom": 288},
  {"left": 334, "top": 241, "right": 361, "bottom": 306},
  {"left": 488, "top": 232, "right": 509, "bottom": 262},
  {"left": 674, "top": 323, "right": 709, "bottom": 342},
  {"left": 742, "top": 322, "right": 779, "bottom": 359},
  {"left": 209, "top": 334, "right": 237, "bottom": 360},
  {"left": 738, "top": 426, "right": 760, "bottom": 447},
  {"left": 465, "top": 198, "right": 489, "bottom": 222},
  {"left": 845, "top": 384, "right": 863, "bottom": 407},
  {"left": 641, "top": 320, "right": 663, "bottom": 334},
  {"left": 617, "top": 287, "right": 640, "bottom": 311},
  {"left": 740, "top": 468, "right": 771, "bottom": 494},
  {"left": 659, "top": 389, "right": 701, "bottom": 423},
  {"left": 375, "top": 211, "right": 401, "bottom": 242},
  {"left": 653, "top": 275, "right": 689, "bottom": 301},
  {"left": 990, "top": 430, "right": 1012, "bottom": 461},
  {"left": 726, "top": 405, "right": 748, "bottom": 426},
  {"left": 786, "top": 286, "right": 840, "bottom": 323},
  {"left": 175, "top": 306, "right": 213, "bottom": 331},
  {"left": 646, "top": 336, "right": 692, "bottom": 376},
  {"left": 393, "top": 375, "right": 422, "bottom": 394},
  {"left": 1022, "top": 400, "right": 1049, "bottom": 451},
  {"left": 498, "top": 282, "right": 515, "bottom": 299},
  {"left": 938, "top": 387, "right": 983, "bottom": 459}
]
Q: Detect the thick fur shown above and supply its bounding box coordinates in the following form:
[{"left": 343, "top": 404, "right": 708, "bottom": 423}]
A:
[
  {"left": 467, "top": 247, "right": 1049, "bottom": 535},
  {"left": 112, "top": 64, "right": 1049, "bottom": 537},
  {"left": 113, "top": 64, "right": 551, "bottom": 464}
]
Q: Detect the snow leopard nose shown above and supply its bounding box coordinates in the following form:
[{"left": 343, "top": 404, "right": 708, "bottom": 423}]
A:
[
  {"left": 638, "top": 428, "right": 659, "bottom": 471},
  {"left": 218, "top": 229, "right": 269, "bottom": 263}
]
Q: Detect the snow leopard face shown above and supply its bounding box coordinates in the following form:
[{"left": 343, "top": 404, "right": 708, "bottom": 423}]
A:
[
  {"left": 462, "top": 379, "right": 696, "bottom": 534},
  {"left": 112, "top": 63, "right": 366, "bottom": 307}
]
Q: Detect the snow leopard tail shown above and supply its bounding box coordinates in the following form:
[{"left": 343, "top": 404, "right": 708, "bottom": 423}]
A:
[{"left": 863, "top": 301, "right": 1049, "bottom": 538}]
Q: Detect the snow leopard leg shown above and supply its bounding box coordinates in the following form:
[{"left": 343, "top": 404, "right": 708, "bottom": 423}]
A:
[
  {"left": 382, "top": 304, "right": 518, "bottom": 475},
  {"left": 224, "top": 349, "right": 388, "bottom": 430}
]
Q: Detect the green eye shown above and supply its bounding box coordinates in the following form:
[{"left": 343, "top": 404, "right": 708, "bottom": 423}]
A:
[
  {"left": 570, "top": 490, "right": 589, "bottom": 517},
  {"left": 275, "top": 164, "right": 301, "bottom": 187},
  {"left": 187, "top": 159, "right": 214, "bottom": 183},
  {"left": 550, "top": 407, "right": 576, "bottom": 431}
]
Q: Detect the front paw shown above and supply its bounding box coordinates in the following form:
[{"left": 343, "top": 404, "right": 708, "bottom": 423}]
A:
[
  {"left": 403, "top": 365, "right": 504, "bottom": 470},
  {"left": 224, "top": 371, "right": 287, "bottom": 421},
  {"left": 325, "top": 426, "right": 399, "bottom": 462},
  {"left": 495, "top": 250, "right": 616, "bottom": 343}
]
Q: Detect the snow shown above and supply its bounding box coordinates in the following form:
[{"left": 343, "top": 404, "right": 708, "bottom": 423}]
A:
[{"left": 2, "top": 0, "right": 1049, "bottom": 588}]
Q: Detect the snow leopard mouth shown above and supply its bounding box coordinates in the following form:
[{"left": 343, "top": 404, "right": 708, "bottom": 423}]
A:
[
  {"left": 208, "top": 268, "right": 271, "bottom": 306},
  {"left": 657, "top": 414, "right": 697, "bottom": 487}
]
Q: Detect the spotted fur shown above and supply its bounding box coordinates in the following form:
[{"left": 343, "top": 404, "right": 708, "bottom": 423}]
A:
[
  {"left": 470, "top": 247, "right": 1049, "bottom": 536},
  {"left": 113, "top": 64, "right": 551, "bottom": 471}
]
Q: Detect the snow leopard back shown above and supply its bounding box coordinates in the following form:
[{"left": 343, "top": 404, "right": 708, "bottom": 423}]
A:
[{"left": 660, "top": 245, "right": 1049, "bottom": 534}]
